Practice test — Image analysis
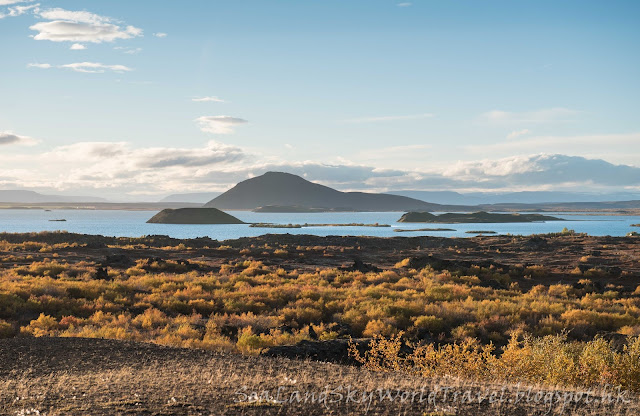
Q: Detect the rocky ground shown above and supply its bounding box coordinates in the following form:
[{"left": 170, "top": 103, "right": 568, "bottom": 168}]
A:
[
  {"left": 0, "top": 232, "right": 639, "bottom": 291},
  {"left": 1, "top": 337, "right": 638, "bottom": 416}
]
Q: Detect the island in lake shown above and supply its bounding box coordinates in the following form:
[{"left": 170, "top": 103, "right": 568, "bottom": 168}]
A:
[
  {"left": 249, "top": 222, "right": 390, "bottom": 228},
  {"left": 394, "top": 228, "right": 456, "bottom": 232},
  {"left": 147, "top": 208, "right": 245, "bottom": 224},
  {"left": 398, "top": 211, "right": 562, "bottom": 223},
  {"left": 252, "top": 205, "right": 339, "bottom": 213}
]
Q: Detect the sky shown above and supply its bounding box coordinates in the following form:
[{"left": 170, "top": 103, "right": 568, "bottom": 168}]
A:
[{"left": 1, "top": 0, "right": 639, "bottom": 200}]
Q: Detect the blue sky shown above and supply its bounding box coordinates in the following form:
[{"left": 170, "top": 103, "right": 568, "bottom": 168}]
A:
[{"left": 1, "top": 0, "right": 639, "bottom": 199}]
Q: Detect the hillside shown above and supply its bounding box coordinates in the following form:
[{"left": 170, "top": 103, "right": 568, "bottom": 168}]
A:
[
  {"left": 147, "top": 208, "right": 245, "bottom": 224},
  {"left": 204, "top": 172, "right": 461, "bottom": 212}
]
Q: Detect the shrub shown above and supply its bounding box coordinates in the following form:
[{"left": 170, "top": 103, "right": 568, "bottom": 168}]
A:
[
  {"left": 0, "top": 319, "right": 14, "bottom": 338},
  {"left": 351, "top": 333, "right": 640, "bottom": 392}
]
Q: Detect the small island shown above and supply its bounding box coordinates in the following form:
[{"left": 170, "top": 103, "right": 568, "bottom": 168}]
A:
[
  {"left": 252, "top": 205, "right": 337, "bottom": 213},
  {"left": 394, "top": 228, "right": 456, "bottom": 232},
  {"left": 466, "top": 230, "right": 497, "bottom": 234},
  {"left": 398, "top": 211, "right": 562, "bottom": 223},
  {"left": 147, "top": 208, "right": 245, "bottom": 224}
]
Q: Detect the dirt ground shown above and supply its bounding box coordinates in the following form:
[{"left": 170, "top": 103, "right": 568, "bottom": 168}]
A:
[{"left": 0, "top": 337, "right": 638, "bottom": 416}]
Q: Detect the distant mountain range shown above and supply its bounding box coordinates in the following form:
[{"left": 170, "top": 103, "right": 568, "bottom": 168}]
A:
[
  {"left": 201, "top": 172, "right": 640, "bottom": 213},
  {"left": 5, "top": 177, "right": 640, "bottom": 212},
  {"left": 0, "top": 190, "right": 108, "bottom": 203},
  {"left": 203, "top": 172, "right": 464, "bottom": 212},
  {"left": 390, "top": 190, "right": 640, "bottom": 205}
]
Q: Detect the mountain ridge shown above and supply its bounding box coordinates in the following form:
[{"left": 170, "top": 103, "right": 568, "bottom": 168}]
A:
[
  {"left": 0, "top": 190, "right": 108, "bottom": 203},
  {"left": 203, "top": 172, "right": 466, "bottom": 212}
]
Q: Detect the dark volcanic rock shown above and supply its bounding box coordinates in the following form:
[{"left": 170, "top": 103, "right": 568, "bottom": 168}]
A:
[
  {"left": 261, "top": 339, "right": 370, "bottom": 365},
  {"left": 104, "top": 254, "right": 134, "bottom": 268},
  {"left": 94, "top": 266, "right": 110, "bottom": 280},
  {"left": 341, "top": 258, "right": 381, "bottom": 273}
]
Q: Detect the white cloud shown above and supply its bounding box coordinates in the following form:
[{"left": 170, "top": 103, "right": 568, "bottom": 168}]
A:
[
  {"left": 30, "top": 8, "right": 143, "bottom": 43},
  {"left": 114, "top": 46, "right": 142, "bottom": 54},
  {"left": 0, "top": 0, "right": 32, "bottom": 5},
  {"left": 153, "top": 32, "right": 167, "bottom": 38},
  {"left": 192, "top": 96, "right": 225, "bottom": 103},
  {"left": 59, "top": 62, "right": 133, "bottom": 73},
  {"left": 0, "top": 131, "right": 38, "bottom": 146},
  {"left": 30, "top": 21, "right": 142, "bottom": 43},
  {"left": 37, "top": 8, "right": 109, "bottom": 24},
  {"left": 0, "top": 140, "right": 246, "bottom": 195},
  {"left": 440, "top": 154, "right": 640, "bottom": 188},
  {"left": 397, "top": 2, "right": 412, "bottom": 7},
  {"left": 70, "top": 43, "right": 86, "bottom": 50},
  {"left": 0, "top": 2, "right": 38, "bottom": 18},
  {"left": 479, "top": 108, "right": 579, "bottom": 124},
  {"left": 195, "top": 116, "right": 248, "bottom": 134},
  {"left": 27, "top": 62, "right": 131, "bottom": 73},
  {"left": 26, "top": 62, "right": 51, "bottom": 69},
  {"left": 0, "top": 0, "right": 33, "bottom": 6},
  {"left": 443, "top": 155, "right": 540, "bottom": 178},
  {"left": 343, "top": 113, "right": 434, "bottom": 123},
  {"left": 507, "top": 129, "right": 532, "bottom": 139},
  {"left": 49, "top": 140, "right": 244, "bottom": 169},
  {"left": 0, "top": 139, "right": 638, "bottom": 197}
]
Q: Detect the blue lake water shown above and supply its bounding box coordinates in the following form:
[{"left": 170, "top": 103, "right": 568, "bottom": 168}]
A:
[{"left": 0, "top": 209, "right": 638, "bottom": 240}]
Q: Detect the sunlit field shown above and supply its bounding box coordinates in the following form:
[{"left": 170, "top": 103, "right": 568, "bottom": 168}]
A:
[{"left": 1, "top": 231, "right": 639, "bottom": 398}]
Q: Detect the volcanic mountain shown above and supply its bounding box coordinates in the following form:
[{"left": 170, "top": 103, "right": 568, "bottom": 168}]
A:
[{"left": 203, "top": 172, "right": 460, "bottom": 212}]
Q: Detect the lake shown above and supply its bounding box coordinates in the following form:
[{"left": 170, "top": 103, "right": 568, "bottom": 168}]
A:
[{"left": 0, "top": 209, "right": 638, "bottom": 240}]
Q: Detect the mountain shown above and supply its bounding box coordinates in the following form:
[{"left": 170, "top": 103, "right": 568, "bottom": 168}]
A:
[
  {"left": 0, "top": 190, "right": 107, "bottom": 203},
  {"left": 159, "top": 192, "right": 221, "bottom": 203},
  {"left": 390, "top": 190, "right": 640, "bottom": 205},
  {"left": 203, "top": 172, "right": 458, "bottom": 212},
  {"left": 146, "top": 208, "right": 245, "bottom": 224}
]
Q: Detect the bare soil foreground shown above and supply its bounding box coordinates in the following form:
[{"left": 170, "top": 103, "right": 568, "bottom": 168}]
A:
[{"left": 0, "top": 336, "right": 637, "bottom": 416}]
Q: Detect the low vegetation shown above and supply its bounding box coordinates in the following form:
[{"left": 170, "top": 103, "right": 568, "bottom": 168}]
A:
[
  {"left": 350, "top": 332, "right": 640, "bottom": 392},
  {"left": 1, "top": 232, "right": 640, "bottom": 395}
]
